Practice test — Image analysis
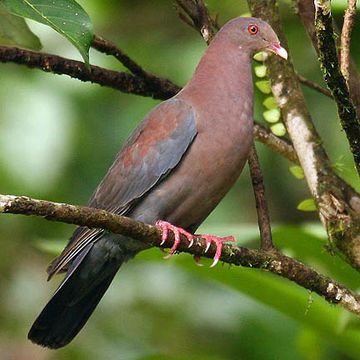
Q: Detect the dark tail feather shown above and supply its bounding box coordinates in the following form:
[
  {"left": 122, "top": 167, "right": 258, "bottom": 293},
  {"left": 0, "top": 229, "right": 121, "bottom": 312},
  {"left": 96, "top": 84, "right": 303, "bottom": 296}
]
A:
[{"left": 28, "top": 244, "right": 122, "bottom": 349}]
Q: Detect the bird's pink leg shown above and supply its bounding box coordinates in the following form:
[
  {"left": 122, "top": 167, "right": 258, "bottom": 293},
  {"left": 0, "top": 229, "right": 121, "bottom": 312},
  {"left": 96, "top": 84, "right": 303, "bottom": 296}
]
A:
[
  {"left": 156, "top": 220, "right": 235, "bottom": 267},
  {"left": 201, "top": 235, "right": 236, "bottom": 267},
  {"left": 155, "top": 220, "right": 195, "bottom": 258}
]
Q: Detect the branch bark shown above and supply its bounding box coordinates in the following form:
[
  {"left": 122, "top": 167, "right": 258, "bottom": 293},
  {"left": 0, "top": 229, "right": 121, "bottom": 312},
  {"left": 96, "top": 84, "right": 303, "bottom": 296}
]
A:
[
  {"left": 92, "top": 35, "right": 180, "bottom": 94},
  {"left": 296, "top": 0, "right": 360, "bottom": 121},
  {"left": 0, "top": 45, "right": 180, "bottom": 100},
  {"left": 247, "top": 0, "right": 360, "bottom": 271},
  {"left": 1, "top": 193, "right": 360, "bottom": 316},
  {"left": 297, "top": 73, "right": 332, "bottom": 98},
  {"left": 175, "top": 0, "right": 218, "bottom": 43},
  {"left": 254, "top": 122, "right": 298, "bottom": 163},
  {"left": 340, "top": 0, "right": 357, "bottom": 84},
  {"left": 248, "top": 143, "right": 275, "bottom": 250},
  {"left": 313, "top": 0, "right": 360, "bottom": 176}
]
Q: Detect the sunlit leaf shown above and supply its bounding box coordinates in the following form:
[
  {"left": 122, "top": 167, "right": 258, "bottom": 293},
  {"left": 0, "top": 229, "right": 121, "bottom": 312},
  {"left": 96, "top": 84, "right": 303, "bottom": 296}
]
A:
[
  {"left": 255, "top": 80, "right": 271, "bottom": 94},
  {"left": 270, "top": 122, "right": 286, "bottom": 136},
  {"left": 0, "top": 3, "right": 41, "bottom": 49},
  {"left": 254, "top": 64, "right": 267, "bottom": 78},
  {"left": 297, "top": 198, "right": 317, "bottom": 212},
  {"left": 263, "top": 96, "right": 278, "bottom": 110},
  {"left": 263, "top": 108, "right": 280, "bottom": 123},
  {"left": 253, "top": 51, "right": 268, "bottom": 62},
  {"left": 289, "top": 165, "right": 305, "bottom": 180},
  {"left": 3, "top": 0, "right": 93, "bottom": 63}
]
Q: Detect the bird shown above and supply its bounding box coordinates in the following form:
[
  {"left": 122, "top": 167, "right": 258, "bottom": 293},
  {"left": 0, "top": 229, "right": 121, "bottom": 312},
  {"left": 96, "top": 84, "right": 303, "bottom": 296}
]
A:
[{"left": 28, "top": 16, "right": 287, "bottom": 349}]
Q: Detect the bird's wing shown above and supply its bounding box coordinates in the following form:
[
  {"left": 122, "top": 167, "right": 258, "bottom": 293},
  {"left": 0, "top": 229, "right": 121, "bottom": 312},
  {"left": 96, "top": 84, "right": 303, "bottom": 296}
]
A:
[{"left": 47, "top": 98, "right": 198, "bottom": 277}]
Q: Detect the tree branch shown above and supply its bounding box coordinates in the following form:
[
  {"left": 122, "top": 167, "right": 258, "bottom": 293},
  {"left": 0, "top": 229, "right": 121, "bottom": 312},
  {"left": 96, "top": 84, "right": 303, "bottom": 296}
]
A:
[
  {"left": 248, "top": 144, "right": 275, "bottom": 250},
  {"left": 254, "top": 122, "right": 298, "bottom": 163},
  {"left": 297, "top": 73, "right": 332, "bottom": 98},
  {"left": 92, "top": 35, "right": 153, "bottom": 78},
  {"left": 248, "top": 0, "right": 360, "bottom": 271},
  {"left": 175, "top": 0, "right": 218, "bottom": 43},
  {"left": 91, "top": 35, "right": 179, "bottom": 93},
  {"left": 340, "top": 0, "right": 357, "bottom": 84},
  {"left": 0, "top": 45, "right": 180, "bottom": 100},
  {"left": 1, "top": 193, "right": 360, "bottom": 316},
  {"left": 296, "top": 0, "right": 360, "bottom": 120},
  {"left": 313, "top": 0, "right": 360, "bottom": 176}
]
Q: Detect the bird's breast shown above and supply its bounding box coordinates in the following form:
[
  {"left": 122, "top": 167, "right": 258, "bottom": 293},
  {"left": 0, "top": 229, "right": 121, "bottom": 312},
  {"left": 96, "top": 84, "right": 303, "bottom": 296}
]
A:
[{"left": 146, "top": 101, "right": 254, "bottom": 229}]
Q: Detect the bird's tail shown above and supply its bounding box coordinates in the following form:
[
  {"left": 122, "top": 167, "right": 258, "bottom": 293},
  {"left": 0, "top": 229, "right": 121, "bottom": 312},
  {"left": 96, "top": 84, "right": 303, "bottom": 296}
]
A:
[{"left": 28, "top": 241, "right": 127, "bottom": 349}]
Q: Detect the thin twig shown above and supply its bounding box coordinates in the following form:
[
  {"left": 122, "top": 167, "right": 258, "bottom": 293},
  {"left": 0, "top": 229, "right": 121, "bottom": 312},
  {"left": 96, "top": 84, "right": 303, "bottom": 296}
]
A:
[
  {"left": 314, "top": 0, "right": 360, "bottom": 176},
  {"left": 297, "top": 73, "right": 332, "bottom": 98},
  {"left": 248, "top": 143, "right": 275, "bottom": 251},
  {"left": 175, "top": 0, "right": 217, "bottom": 43},
  {"left": 254, "top": 122, "right": 298, "bottom": 163},
  {"left": 1, "top": 193, "right": 360, "bottom": 316},
  {"left": 340, "top": 0, "right": 357, "bottom": 84},
  {"left": 92, "top": 35, "right": 166, "bottom": 85}
]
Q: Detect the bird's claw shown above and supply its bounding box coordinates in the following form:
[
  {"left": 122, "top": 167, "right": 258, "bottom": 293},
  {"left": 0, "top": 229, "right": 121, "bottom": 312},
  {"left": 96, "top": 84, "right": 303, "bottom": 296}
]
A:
[
  {"left": 193, "top": 255, "right": 203, "bottom": 266},
  {"left": 201, "top": 235, "right": 235, "bottom": 267},
  {"left": 155, "top": 221, "right": 235, "bottom": 267},
  {"left": 155, "top": 220, "right": 195, "bottom": 258}
]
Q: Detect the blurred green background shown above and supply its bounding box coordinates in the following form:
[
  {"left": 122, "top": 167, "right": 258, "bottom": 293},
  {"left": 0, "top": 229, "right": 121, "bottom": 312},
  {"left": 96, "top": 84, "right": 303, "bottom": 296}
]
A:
[{"left": 1, "top": 0, "right": 360, "bottom": 359}]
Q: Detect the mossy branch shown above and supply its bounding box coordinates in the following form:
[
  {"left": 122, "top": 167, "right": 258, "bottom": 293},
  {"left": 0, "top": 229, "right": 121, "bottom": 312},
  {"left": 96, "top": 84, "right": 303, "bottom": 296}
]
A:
[{"left": 314, "top": 0, "right": 360, "bottom": 176}]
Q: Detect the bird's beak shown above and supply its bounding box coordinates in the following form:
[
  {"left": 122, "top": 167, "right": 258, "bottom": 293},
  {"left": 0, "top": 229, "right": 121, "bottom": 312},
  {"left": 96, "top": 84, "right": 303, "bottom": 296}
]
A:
[{"left": 267, "top": 42, "right": 288, "bottom": 60}]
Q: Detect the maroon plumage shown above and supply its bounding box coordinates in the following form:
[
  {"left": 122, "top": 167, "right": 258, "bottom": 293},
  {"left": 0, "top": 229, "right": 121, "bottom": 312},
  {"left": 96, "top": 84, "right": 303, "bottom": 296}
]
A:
[{"left": 29, "top": 16, "right": 287, "bottom": 349}]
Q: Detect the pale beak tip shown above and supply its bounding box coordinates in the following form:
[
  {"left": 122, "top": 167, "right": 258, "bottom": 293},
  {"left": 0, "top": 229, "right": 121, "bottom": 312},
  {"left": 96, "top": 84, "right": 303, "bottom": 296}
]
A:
[
  {"left": 277, "top": 46, "right": 288, "bottom": 60},
  {"left": 268, "top": 43, "right": 288, "bottom": 60}
]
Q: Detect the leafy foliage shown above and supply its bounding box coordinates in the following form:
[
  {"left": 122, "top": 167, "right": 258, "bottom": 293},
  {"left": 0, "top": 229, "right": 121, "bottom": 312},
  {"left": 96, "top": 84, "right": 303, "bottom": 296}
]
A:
[
  {"left": 0, "top": 2, "right": 41, "bottom": 50},
  {"left": 2, "top": 0, "right": 93, "bottom": 63}
]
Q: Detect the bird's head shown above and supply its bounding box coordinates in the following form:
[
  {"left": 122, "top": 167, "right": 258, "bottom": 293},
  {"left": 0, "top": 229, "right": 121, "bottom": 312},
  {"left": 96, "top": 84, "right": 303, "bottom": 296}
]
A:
[{"left": 218, "top": 17, "right": 288, "bottom": 60}]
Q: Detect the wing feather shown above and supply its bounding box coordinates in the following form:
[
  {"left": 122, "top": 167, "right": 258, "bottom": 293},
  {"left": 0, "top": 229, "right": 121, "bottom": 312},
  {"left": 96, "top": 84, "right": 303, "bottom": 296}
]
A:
[{"left": 47, "top": 98, "right": 197, "bottom": 277}]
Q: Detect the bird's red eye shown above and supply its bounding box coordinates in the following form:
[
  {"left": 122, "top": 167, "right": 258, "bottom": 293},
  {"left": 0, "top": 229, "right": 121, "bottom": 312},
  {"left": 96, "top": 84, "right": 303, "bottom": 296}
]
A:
[{"left": 248, "top": 24, "right": 259, "bottom": 35}]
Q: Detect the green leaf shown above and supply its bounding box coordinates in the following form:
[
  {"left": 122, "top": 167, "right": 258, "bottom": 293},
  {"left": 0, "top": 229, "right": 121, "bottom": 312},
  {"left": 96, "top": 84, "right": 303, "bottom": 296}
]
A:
[
  {"left": 289, "top": 165, "right": 305, "bottom": 180},
  {"left": 253, "top": 51, "right": 268, "bottom": 62},
  {"left": 255, "top": 80, "right": 271, "bottom": 94},
  {"left": 0, "top": 3, "right": 41, "bottom": 50},
  {"left": 270, "top": 122, "right": 286, "bottom": 136},
  {"left": 254, "top": 64, "right": 267, "bottom": 78},
  {"left": 263, "top": 108, "right": 280, "bottom": 123},
  {"left": 263, "top": 96, "right": 277, "bottom": 110},
  {"left": 297, "top": 198, "right": 317, "bottom": 212},
  {"left": 3, "top": 0, "right": 93, "bottom": 64}
]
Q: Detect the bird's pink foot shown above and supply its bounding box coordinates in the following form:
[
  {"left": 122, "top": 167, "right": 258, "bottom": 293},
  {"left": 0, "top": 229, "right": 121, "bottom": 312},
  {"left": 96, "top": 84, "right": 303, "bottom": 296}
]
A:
[
  {"left": 155, "top": 220, "right": 195, "bottom": 258},
  {"left": 201, "top": 234, "right": 235, "bottom": 267}
]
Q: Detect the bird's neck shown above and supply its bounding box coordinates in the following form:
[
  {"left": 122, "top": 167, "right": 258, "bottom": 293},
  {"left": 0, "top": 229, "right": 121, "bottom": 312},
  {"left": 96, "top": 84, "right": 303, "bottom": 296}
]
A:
[{"left": 181, "top": 39, "right": 254, "bottom": 108}]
